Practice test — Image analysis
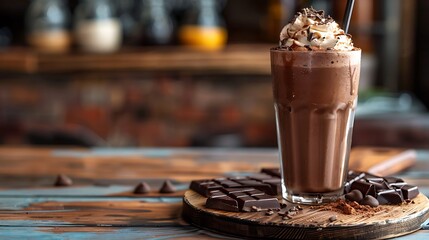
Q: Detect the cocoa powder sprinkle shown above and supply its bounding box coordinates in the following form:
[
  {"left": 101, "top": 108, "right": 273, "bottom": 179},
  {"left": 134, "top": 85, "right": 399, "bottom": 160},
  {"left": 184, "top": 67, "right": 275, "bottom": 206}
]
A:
[{"left": 317, "top": 199, "right": 382, "bottom": 215}]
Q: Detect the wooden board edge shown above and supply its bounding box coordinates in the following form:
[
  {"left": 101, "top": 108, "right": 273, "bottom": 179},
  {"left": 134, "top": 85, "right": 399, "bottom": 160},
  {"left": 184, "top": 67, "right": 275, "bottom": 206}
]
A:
[{"left": 182, "top": 190, "right": 429, "bottom": 239}]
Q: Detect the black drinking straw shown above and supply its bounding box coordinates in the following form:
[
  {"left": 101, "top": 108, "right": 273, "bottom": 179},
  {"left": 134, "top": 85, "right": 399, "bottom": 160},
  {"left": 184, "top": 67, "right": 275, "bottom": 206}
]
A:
[{"left": 342, "top": 0, "right": 355, "bottom": 34}]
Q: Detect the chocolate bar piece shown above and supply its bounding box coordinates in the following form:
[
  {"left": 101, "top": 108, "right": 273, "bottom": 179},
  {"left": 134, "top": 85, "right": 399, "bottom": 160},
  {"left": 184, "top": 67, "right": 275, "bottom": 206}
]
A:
[
  {"left": 190, "top": 180, "right": 223, "bottom": 197},
  {"left": 205, "top": 187, "right": 280, "bottom": 212},
  {"left": 261, "top": 168, "right": 281, "bottom": 178},
  {"left": 206, "top": 195, "right": 239, "bottom": 212},
  {"left": 351, "top": 180, "right": 376, "bottom": 197},
  {"left": 344, "top": 170, "right": 366, "bottom": 193},
  {"left": 190, "top": 168, "right": 420, "bottom": 211},
  {"left": 190, "top": 173, "right": 281, "bottom": 197}
]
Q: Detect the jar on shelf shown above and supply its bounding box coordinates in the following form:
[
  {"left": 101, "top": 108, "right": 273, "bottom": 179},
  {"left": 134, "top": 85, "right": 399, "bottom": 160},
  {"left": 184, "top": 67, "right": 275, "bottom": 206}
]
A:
[
  {"left": 178, "top": 0, "right": 227, "bottom": 51},
  {"left": 74, "top": 0, "right": 122, "bottom": 53},
  {"left": 136, "top": 0, "right": 174, "bottom": 45},
  {"left": 25, "top": 0, "right": 72, "bottom": 53}
]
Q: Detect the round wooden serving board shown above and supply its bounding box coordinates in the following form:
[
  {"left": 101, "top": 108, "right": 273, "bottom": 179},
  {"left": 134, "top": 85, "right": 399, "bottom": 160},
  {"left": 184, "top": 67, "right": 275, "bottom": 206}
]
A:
[{"left": 182, "top": 190, "right": 429, "bottom": 239}]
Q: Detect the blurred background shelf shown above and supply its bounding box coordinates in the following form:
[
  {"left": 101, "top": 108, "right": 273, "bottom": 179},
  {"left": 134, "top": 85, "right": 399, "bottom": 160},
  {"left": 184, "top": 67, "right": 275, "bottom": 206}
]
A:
[
  {"left": 1, "top": 0, "right": 429, "bottom": 149},
  {"left": 0, "top": 44, "right": 271, "bottom": 74}
]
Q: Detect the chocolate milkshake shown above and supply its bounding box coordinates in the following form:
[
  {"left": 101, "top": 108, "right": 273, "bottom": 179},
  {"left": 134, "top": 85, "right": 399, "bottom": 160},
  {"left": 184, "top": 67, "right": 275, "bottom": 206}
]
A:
[{"left": 271, "top": 8, "right": 361, "bottom": 204}]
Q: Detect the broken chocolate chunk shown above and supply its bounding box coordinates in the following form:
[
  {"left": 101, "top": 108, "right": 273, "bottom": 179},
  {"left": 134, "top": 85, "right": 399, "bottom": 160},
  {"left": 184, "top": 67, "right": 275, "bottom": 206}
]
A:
[
  {"left": 401, "top": 185, "right": 419, "bottom": 200},
  {"left": 351, "top": 180, "right": 376, "bottom": 197},
  {"left": 370, "top": 180, "right": 391, "bottom": 192},
  {"left": 377, "top": 189, "right": 403, "bottom": 205},
  {"left": 344, "top": 171, "right": 365, "bottom": 193},
  {"left": 343, "top": 171, "right": 419, "bottom": 205}
]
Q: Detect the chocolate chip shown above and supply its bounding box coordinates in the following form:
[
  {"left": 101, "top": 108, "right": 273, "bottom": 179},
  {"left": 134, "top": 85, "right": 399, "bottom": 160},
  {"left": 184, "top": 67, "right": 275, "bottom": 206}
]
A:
[
  {"left": 289, "top": 206, "right": 298, "bottom": 212},
  {"left": 265, "top": 210, "right": 274, "bottom": 216},
  {"left": 133, "top": 182, "right": 151, "bottom": 194},
  {"left": 159, "top": 180, "right": 176, "bottom": 193},
  {"left": 329, "top": 215, "right": 337, "bottom": 222},
  {"left": 345, "top": 189, "right": 363, "bottom": 202},
  {"left": 251, "top": 206, "right": 262, "bottom": 212},
  {"left": 54, "top": 174, "right": 73, "bottom": 187},
  {"left": 287, "top": 211, "right": 297, "bottom": 217},
  {"left": 278, "top": 209, "right": 288, "bottom": 216},
  {"left": 280, "top": 202, "right": 287, "bottom": 208},
  {"left": 360, "top": 195, "right": 379, "bottom": 207}
]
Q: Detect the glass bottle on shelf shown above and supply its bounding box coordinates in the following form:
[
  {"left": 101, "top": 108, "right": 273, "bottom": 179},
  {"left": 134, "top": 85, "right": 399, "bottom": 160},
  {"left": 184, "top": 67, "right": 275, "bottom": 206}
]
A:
[
  {"left": 74, "top": 0, "right": 122, "bottom": 53},
  {"left": 25, "top": 0, "right": 71, "bottom": 53},
  {"left": 116, "top": 0, "right": 137, "bottom": 45},
  {"left": 178, "top": 0, "right": 227, "bottom": 51},
  {"left": 136, "top": 0, "right": 174, "bottom": 45}
]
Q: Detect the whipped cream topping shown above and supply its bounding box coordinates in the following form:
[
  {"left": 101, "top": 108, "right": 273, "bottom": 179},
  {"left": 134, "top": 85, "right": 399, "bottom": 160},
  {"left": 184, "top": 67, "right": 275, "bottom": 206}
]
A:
[{"left": 280, "top": 8, "right": 354, "bottom": 51}]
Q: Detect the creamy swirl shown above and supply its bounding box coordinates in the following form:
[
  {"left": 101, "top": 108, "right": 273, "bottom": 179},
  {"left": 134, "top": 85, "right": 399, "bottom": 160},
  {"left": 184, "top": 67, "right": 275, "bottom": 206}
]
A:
[{"left": 280, "top": 8, "right": 354, "bottom": 51}]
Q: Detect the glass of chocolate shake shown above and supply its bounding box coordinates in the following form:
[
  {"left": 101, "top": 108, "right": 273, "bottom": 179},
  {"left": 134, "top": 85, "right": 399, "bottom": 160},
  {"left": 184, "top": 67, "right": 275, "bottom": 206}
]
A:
[{"left": 271, "top": 8, "right": 361, "bottom": 204}]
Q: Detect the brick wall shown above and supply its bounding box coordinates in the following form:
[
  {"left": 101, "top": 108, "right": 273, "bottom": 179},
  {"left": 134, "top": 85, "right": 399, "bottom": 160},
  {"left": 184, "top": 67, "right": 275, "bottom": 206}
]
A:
[{"left": 0, "top": 73, "right": 277, "bottom": 147}]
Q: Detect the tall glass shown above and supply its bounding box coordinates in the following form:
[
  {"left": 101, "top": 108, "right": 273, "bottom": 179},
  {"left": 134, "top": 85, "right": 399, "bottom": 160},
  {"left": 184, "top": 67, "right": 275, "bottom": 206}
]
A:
[{"left": 270, "top": 49, "right": 361, "bottom": 204}]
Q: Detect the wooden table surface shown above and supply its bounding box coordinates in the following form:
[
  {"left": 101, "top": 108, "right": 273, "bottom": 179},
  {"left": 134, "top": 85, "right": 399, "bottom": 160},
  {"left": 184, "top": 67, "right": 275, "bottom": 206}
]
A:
[{"left": 0, "top": 147, "right": 428, "bottom": 239}]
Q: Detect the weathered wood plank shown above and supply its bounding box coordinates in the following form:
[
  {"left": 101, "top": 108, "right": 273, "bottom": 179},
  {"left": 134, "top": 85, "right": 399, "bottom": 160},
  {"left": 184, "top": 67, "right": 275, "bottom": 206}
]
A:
[
  {"left": 0, "top": 147, "right": 419, "bottom": 190},
  {"left": 0, "top": 147, "right": 427, "bottom": 239},
  {"left": 0, "top": 197, "right": 182, "bottom": 227},
  {"left": 0, "top": 226, "right": 241, "bottom": 240},
  {"left": 0, "top": 148, "right": 279, "bottom": 185},
  {"left": 0, "top": 183, "right": 189, "bottom": 197}
]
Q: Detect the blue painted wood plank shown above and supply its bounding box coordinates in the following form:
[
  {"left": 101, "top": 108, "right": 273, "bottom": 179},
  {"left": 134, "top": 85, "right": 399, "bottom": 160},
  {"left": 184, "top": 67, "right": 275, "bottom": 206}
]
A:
[
  {"left": 0, "top": 226, "right": 242, "bottom": 240},
  {"left": 0, "top": 183, "right": 189, "bottom": 197},
  {"left": 0, "top": 225, "right": 426, "bottom": 240},
  {"left": 0, "top": 196, "right": 182, "bottom": 210}
]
